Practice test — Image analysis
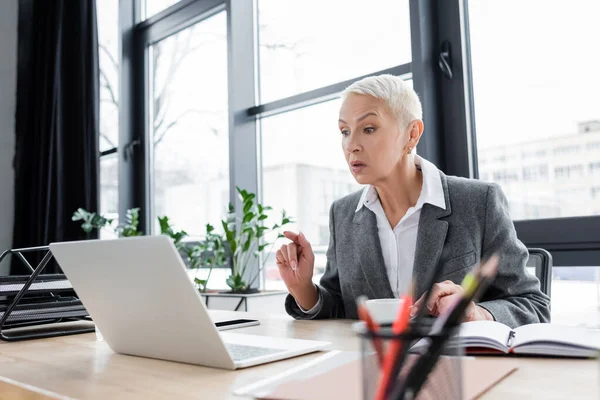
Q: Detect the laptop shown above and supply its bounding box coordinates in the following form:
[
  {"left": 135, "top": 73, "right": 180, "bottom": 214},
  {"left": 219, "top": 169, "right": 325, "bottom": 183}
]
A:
[{"left": 49, "top": 236, "right": 330, "bottom": 370}]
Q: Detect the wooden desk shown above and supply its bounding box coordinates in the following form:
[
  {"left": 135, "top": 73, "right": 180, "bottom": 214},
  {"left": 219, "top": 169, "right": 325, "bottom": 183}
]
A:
[{"left": 0, "top": 311, "right": 597, "bottom": 399}]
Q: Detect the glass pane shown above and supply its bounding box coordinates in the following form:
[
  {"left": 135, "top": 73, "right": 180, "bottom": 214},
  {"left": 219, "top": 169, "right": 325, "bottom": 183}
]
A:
[
  {"left": 144, "top": 0, "right": 181, "bottom": 20},
  {"left": 260, "top": 100, "right": 363, "bottom": 290},
  {"left": 258, "top": 0, "right": 411, "bottom": 103},
  {"left": 150, "top": 13, "right": 229, "bottom": 239},
  {"left": 96, "top": 0, "right": 119, "bottom": 152},
  {"left": 100, "top": 155, "right": 119, "bottom": 239},
  {"left": 551, "top": 266, "right": 600, "bottom": 329},
  {"left": 469, "top": 1, "right": 600, "bottom": 220}
]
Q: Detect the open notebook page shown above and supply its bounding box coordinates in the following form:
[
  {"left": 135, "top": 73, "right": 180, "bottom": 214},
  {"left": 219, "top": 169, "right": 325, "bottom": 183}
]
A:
[
  {"left": 512, "top": 324, "right": 600, "bottom": 355},
  {"left": 459, "top": 321, "right": 512, "bottom": 353}
]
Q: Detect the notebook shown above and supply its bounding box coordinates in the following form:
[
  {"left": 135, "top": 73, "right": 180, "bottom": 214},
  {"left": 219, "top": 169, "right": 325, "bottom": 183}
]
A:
[
  {"left": 233, "top": 350, "right": 518, "bottom": 400},
  {"left": 417, "top": 321, "right": 600, "bottom": 358}
]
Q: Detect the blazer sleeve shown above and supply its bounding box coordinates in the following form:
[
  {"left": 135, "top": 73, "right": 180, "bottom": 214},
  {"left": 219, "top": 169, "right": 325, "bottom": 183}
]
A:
[
  {"left": 477, "top": 183, "right": 551, "bottom": 328},
  {"left": 285, "top": 201, "right": 346, "bottom": 319}
]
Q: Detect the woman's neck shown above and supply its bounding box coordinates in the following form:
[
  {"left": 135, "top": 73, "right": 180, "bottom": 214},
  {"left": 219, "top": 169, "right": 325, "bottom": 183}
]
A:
[{"left": 374, "top": 156, "right": 423, "bottom": 227}]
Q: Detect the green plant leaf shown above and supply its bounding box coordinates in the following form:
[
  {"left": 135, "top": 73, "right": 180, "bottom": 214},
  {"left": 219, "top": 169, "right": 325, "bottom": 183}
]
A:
[
  {"left": 256, "top": 226, "right": 268, "bottom": 237},
  {"left": 226, "top": 277, "right": 235, "bottom": 289},
  {"left": 73, "top": 208, "right": 113, "bottom": 233},
  {"left": 158, "top": 215, "right": 188, "bottom": 246},
  {"left": 242, "top": 212, "right": 255, "bottom": 224},
  {"left": 194, "top": 278, "right": 207, "bottom": 286},
  {"left": 71, "top": 208, "right": 90, "bottom": 222},
  {"left": 117, "top": 208, "right": 142, "bottom": 237},
  {"left": 226, "top": 273, "right": 247, "bottom": 292},
  {"left": 81, "top": 222, "right": 93, "bottom": 233},
  {"left": 222, "top": 221, "right": 234, "bottom": 243},
  {"left": 158, "top": 216, "right": 170, "bottom": 234},
  {"left": 243, "top": 199, "right": 253, "bottom": 214},
  {"left": 258, "top": 243, "right": 269, "bottom": 252},
  {"left": 258, "top": 214, "right": 268, "bottom": 221},
  {"left": 243, "top": 230, "right": 254, "bottom": 252}
]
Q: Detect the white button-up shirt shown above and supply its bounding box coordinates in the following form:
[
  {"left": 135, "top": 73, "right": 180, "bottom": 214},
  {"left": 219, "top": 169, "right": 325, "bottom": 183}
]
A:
[
  {"left": 300, "top": 155, "right": 446, "bottom": 313},
  {"left": 354, "top": 155, "right": 446, "bottom": 297}
]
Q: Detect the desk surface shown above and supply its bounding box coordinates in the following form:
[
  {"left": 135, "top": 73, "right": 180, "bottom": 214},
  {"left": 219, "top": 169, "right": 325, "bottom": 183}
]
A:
[{"left": 0, "top": 311, "right": 598, "bottom": 400}]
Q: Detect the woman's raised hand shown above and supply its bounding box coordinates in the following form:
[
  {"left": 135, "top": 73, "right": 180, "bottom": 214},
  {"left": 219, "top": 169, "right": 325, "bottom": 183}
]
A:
[{"left": 276, "top": 231, "right": 318, "bottom": 309}]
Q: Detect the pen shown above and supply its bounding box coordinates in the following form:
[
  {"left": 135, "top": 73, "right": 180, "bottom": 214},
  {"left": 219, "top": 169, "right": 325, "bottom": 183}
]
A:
[
  {"left": 375, "top": 292, "right": 412, "bottom": 400},
  {"left": 356, "top": 296, "right": 385, "bottom": 367},
  {"left": 394, "top": 255, "right": 500, "bottom": 399}
]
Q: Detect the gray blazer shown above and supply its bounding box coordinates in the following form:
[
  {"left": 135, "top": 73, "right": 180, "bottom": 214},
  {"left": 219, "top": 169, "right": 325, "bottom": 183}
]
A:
[{"left": 285, "top": 172, "right": 551, "bottom": 328}]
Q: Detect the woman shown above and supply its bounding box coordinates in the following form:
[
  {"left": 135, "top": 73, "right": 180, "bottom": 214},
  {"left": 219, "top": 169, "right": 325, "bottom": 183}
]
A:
[{"left": 276, "top": 75, "right": 550, "bottom": 328}]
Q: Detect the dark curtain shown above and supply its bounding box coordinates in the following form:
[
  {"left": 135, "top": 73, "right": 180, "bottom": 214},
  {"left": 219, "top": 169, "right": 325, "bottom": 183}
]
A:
[{"left": 11, "top": 0, "right": 100, "bottom": 274}]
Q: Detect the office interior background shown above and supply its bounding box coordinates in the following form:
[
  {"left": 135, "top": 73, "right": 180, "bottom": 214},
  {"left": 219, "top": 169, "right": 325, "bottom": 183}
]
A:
[{"left": 0, "top": 0, "right": 599, "bottom": 327}]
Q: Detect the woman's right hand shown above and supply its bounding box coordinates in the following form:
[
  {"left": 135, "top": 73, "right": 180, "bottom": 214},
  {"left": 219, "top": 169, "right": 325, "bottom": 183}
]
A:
[{"left": 276, "top": 231, "right": 318, "bottom": 309}]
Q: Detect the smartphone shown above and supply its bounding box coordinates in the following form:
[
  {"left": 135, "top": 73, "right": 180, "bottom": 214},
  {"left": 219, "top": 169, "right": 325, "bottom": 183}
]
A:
[{"left": 215, "top": 318, "right": 260, "bottom": 331}]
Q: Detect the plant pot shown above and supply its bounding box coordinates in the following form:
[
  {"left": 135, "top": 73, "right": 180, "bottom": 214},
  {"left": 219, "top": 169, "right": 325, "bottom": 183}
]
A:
[
  {"left": 200, "top": 290, "right": 288, "bottom": 313},
  {"left": 219, "top": 288, "right": 261, "bottom": 295}
]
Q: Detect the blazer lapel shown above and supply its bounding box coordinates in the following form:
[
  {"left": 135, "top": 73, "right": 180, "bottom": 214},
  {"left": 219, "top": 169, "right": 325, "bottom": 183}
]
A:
[
  {"left": 352, "top": 207, "right": 395, "bottom": 299},
  {"left": 413, "top": 172, "right": 453, "bottom": 299}
]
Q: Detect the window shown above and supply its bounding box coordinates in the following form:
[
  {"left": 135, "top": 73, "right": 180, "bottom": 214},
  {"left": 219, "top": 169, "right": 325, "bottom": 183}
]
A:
[
  {"left": 579, "top": 120, "right": 600, "bottom": 134},
  {"left": 468, "top": 0, "right": 600, "bottom": 220},
  {"left": 587, "top": 141, "right": 600, "bottom": 151},
  {"left": 554, "top": 165, "right": 584, "bottom": 179},
  {"left": 144, "top": 0, "right": 181, "bottom": 19},
  {"left": 553, "top": 145, "right": 581, "bottom": 156},
  {"left": 257, "top": 0, "right": 411, "bottom": 103},
  {"left": 99, "top": 155, "right": 119, "bottom": 239},
  {"left": 260, "top": 99, "right": 362, "bottom": 290},
  {"left": 149, "top": 12, "right": 229, "bottom": 236},
  {"left": 551, "top": 266, "right": 600, "bottom": 328},
  {"left": 491, "top": 169, "right": 519, "bottom": 184},
  {"left": 97, "top": 0, "right": 119, "bottom": 236},
  {"left": 254, "top": 1, "right": 413, "bottom": 289},
  {"left": 589, "top": 162, "right": 600, "bottom": 173},
  {"left": 106, "top": 0, "right": 600, "bottom": 305},
  {"left": 521, "top": 150, "right": 547, "bottom": 160},
  {"left": 522, "top": 165, "right": 548, "bottom": 181},
  {"left": 97, "top": 0, "right": 119, "bottom": 153}
]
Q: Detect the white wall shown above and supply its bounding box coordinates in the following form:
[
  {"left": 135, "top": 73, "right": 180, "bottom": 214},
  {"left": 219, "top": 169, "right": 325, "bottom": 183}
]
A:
[{"left": 0, "top": 1, "right": 18, "bottom": 274}]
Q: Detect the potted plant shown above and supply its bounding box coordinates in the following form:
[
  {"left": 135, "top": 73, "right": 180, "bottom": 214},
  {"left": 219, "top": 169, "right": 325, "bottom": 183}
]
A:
[{"left": 220, "top": 187, "right": 293, "bottom": 293}]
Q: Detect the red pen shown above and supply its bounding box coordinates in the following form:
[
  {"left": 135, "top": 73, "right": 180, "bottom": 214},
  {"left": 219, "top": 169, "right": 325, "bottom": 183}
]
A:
[
  {"left": 357, "top": 296, "right": 385, "bottom": 367},
  {"left": 375, "top": 293, "right": 413, "bottom": 400}
]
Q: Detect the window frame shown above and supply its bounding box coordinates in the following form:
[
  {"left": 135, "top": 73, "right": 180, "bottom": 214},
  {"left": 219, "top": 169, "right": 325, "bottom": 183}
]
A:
[
  {"left": 109, "top": 0, "right": 599, "bottom": 290},
  {"left": 434, "top": 0, "right": 600, "bottom": 266}
]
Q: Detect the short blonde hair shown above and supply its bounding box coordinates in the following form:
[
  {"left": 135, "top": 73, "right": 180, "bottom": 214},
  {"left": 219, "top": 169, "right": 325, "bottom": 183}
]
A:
[{"left": 341, "top": 74, "right": 422, "bottom": 128}]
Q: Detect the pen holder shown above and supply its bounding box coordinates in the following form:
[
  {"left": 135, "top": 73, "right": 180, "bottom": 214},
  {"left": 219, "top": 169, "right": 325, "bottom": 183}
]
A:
[{"left": 355, "top": 321, "right": 463, "bottom": 400}]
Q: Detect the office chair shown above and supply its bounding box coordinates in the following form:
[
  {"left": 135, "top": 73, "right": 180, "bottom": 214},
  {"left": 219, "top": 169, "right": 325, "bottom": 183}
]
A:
[{"left": 526, "top": 248, "right": 553, "bottom": 298}]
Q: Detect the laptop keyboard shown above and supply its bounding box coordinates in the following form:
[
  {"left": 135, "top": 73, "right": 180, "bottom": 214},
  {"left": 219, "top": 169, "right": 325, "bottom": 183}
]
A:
[{"left": 225, "top": 343, "right": 285, "bottom": 361}]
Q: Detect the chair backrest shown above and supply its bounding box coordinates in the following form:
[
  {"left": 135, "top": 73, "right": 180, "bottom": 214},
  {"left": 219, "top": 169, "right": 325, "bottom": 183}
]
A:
[{"left": 525, "top": 248, "right": 553, "bottom": 298}]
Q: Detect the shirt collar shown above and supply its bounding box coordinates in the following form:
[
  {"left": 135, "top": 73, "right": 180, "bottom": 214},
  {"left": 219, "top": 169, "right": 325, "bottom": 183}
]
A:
[{"left": 355, "top": 155, "right": 446, "bottom": 212}]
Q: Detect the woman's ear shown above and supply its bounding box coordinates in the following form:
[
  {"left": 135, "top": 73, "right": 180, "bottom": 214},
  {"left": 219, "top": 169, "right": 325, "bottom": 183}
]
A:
[{"left": 407, "top": 120, "right": 424, "bottom": 149}]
